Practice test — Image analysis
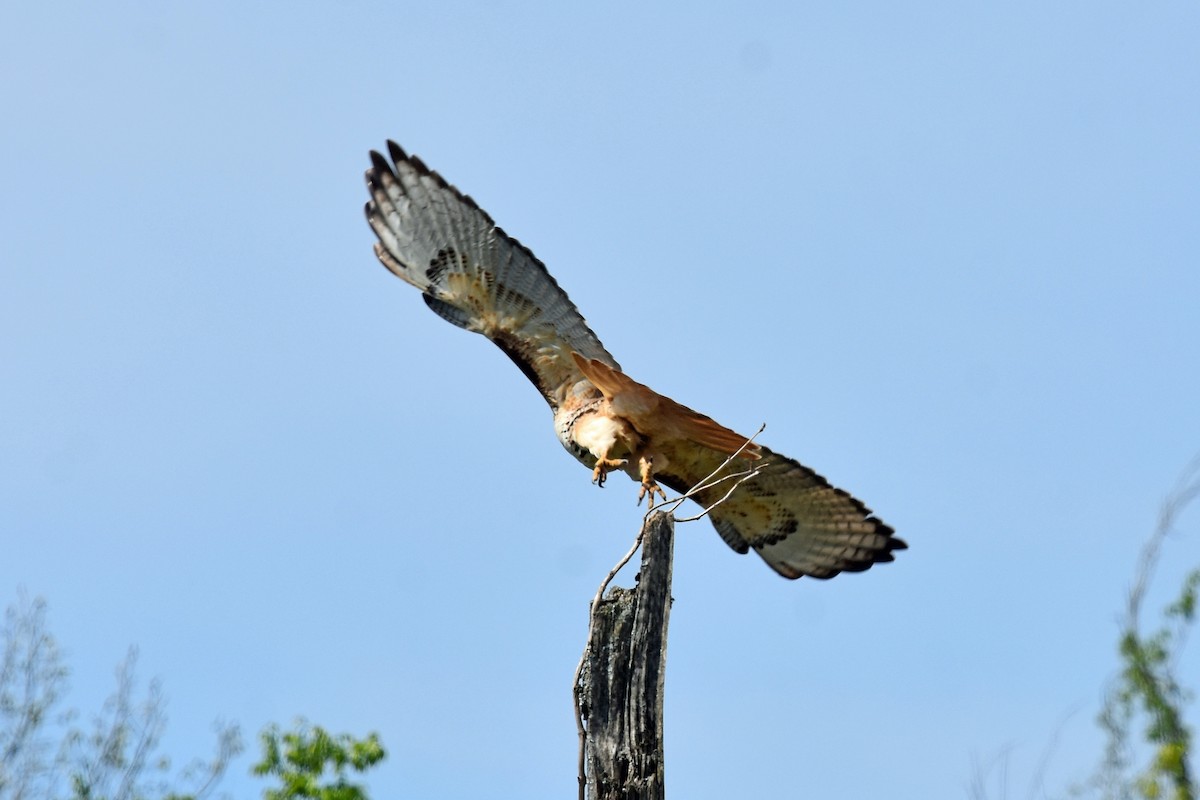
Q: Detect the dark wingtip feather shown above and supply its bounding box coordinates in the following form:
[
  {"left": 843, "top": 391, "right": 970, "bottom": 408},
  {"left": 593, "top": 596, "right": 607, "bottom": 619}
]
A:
[
  {"left": 386, "top": 140, "right": 408, "bottom": 164},
  {"left": 368, "top": 149, "right": 393, "bottom": 179},
  {"left": 376, "top": 142, "right": 495, "bottom": 225}
]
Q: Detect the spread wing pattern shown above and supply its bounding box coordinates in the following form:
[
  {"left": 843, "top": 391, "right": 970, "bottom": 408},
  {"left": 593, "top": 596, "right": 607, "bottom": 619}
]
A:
[
  {"left": 662, "top": 447, "right": 901, "bottom": 580},
  {"left": 364, "top": 141, "right": 617, "bottom": 410},
  {"left": 363, "top": 142, "right": 906, "bottom": 580}
]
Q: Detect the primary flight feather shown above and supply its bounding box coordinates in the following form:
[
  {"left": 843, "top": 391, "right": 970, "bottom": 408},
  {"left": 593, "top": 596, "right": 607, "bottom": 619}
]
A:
[{"left": 364, "top": 142, "right": 905, "bottom": 580}]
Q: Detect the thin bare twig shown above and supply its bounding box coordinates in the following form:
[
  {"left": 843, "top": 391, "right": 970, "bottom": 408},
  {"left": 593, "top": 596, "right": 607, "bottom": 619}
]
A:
[
  {"left": 1127, "top": 454, "right": 1200, "bottom": 631},
  {"left": 650, "top": 424, "right": 767, "bottom": 522},
  {"left": 1023, "top": 705, "right": 1080, "bottom": 800},
  {"left": 673, "top": 463, "right": 770, "bottom": 523},
  {"left": 656, "top": 463, "right": 759, "bottom": 518}
]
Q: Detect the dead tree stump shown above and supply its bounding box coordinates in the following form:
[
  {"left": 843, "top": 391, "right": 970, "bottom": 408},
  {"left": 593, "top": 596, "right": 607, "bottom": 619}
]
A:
[{"left": 576, "top": 511, "right": 675, "bottom": 800}]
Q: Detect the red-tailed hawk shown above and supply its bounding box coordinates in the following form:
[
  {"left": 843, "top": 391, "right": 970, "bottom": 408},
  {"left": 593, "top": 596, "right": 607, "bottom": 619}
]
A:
[{"left": 364, "top": 142, "right": 905, "bottom": 580}]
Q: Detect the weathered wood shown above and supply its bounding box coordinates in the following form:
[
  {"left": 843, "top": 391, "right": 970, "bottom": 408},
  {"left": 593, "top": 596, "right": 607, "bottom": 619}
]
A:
[{"left": 577, "top": 511, "right": 674, "bottom": 800}]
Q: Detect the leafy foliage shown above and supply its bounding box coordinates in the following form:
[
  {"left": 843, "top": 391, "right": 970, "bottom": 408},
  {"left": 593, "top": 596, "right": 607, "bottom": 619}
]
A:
[
  {"left": 252, "top": 723, "right": 385, "bottom": 800},
  {"left": 1096, "top": 459, "right": 1200, "bottom": 800},
  {"left": 1, "top": 596, "right": 388, "bottom": 800}
]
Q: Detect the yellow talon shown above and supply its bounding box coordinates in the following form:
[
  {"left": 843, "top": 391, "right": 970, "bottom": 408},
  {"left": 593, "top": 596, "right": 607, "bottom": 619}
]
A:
[
  {"left": 591, "top": 456, "right": 627, "bottom": 488},
  {"left": 637, "top": 456, "right": 668, "bottom": 508}
]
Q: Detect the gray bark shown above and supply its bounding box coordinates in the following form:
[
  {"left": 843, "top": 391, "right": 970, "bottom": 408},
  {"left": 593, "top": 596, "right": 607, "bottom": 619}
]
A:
[{"left": 577, "top": 511, "right": 674, "bottom": 800}]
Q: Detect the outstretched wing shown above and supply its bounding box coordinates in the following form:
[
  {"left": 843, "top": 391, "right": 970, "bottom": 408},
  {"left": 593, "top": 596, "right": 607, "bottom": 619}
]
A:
[
  {"left": 649, "top": 442, "right": 903, "bottom": 579},
  {"left": 364, "top": 142, "right": 618, "bottom": 411},
  {"left": 659, "top": 444, "right": 904, "bottom": 580}
]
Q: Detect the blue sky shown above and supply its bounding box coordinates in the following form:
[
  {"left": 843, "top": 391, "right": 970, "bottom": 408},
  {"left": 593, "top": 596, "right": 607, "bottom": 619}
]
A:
[{"left": 3, "top": 2, "right": 1199, "bottom": 798}]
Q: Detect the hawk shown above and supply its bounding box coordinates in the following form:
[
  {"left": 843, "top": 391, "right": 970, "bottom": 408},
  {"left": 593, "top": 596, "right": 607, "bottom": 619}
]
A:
[{"left": 364, "top": 142, "right": 905, "bottom": 580}]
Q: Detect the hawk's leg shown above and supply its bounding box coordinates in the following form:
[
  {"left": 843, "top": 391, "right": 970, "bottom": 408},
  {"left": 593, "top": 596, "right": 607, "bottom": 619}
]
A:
[
  {"left": 591, "top": 456, "right": 627, "bottom": 488},
  {"left": 637, "top": 456, "right": 668, "bottom": 508}
]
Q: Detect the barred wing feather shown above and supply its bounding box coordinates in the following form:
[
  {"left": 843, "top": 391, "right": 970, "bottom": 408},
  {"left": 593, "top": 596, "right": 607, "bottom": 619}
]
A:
[{"left": 364, "top": 141, "right": 617, "bottom": 411}]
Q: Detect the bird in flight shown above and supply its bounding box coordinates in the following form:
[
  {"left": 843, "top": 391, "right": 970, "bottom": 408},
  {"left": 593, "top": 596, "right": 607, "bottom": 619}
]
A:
[{"left": 363, "top": 142, "right": 905, "bottom": 579}]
